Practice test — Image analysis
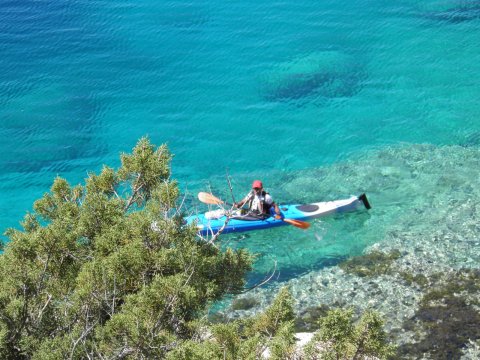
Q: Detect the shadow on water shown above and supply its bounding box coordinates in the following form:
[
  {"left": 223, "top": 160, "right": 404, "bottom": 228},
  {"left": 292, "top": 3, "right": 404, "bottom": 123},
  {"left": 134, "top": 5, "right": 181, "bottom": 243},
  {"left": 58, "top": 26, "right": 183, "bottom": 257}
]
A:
[
  {"left": 419, "top": 1, "right": 480, "bottom": 23},
  {"left": 0, "top": 89, "right": 105, "bottom": 173},
  {"left": 149, "top": 2, "right": 210, "bottom": 30}
]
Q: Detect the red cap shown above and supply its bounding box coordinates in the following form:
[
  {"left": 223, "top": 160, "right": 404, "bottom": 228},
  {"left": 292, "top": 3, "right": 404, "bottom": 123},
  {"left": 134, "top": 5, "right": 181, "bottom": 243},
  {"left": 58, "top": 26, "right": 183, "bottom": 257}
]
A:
[{"left": 252, "top": 180, "right": 263, "bottom": 189}]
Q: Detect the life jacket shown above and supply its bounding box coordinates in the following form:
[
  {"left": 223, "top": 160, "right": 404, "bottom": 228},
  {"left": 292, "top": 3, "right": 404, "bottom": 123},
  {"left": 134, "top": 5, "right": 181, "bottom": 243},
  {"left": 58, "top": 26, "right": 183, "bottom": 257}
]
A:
[{"left": 247, "top": 190, "right": 272, "bottom": 215}]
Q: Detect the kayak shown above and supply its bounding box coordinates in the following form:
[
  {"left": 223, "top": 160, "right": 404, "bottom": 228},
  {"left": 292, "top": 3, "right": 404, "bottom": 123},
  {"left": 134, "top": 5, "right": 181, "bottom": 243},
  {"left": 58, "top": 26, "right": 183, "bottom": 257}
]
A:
[{"left": 185, "top": 194, "right": 371, "bottom": 236}]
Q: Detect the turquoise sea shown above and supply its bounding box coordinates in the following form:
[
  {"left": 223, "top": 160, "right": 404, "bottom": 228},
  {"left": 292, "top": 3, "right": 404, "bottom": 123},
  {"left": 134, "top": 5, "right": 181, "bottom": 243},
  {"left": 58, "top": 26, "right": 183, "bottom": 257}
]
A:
[{"left": 1, "top": 0, "right": 480, "bottom": 289}]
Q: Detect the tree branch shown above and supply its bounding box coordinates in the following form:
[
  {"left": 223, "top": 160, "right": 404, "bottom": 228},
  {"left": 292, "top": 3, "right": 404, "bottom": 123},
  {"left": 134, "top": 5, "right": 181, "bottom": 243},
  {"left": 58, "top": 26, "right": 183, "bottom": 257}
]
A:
[{"left": 124, "top": 175, "right": 145, "bottom": 211}]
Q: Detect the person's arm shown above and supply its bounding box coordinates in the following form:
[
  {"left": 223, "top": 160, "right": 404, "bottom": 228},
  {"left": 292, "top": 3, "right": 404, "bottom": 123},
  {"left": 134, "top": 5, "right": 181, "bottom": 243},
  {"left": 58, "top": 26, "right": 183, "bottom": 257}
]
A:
[
  {"left": 265, "top": 194, "right": 282, "bottom": 219},
  {"left": 273, "top": 202, "right": 282, "bottom": 219},
  {"left": 234, "top": 192, "right": 251, "bottom": 208}
]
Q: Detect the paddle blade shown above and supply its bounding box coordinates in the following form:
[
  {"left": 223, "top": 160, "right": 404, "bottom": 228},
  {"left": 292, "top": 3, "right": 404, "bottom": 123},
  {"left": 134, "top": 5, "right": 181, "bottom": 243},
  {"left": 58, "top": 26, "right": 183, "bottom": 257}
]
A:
[
  {"left": 198, "top": 192, "right": 224, "bottom": 205},
  {"left": 283, "top": 218, "right": 310, "bottom": 229}
]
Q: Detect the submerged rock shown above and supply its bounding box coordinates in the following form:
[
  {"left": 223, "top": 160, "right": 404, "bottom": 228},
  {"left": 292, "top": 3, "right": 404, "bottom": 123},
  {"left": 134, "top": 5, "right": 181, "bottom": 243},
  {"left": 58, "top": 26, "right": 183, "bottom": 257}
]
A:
[{"left": 260, "top": 51, "right": 365, "bottom": 102}]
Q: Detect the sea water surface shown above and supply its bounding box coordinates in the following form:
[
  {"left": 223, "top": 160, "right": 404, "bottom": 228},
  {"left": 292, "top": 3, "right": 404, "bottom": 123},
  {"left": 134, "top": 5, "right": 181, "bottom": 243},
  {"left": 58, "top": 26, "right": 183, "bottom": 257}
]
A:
[{"left": 1, "top": 0, "right": 480, "bottom": 296}]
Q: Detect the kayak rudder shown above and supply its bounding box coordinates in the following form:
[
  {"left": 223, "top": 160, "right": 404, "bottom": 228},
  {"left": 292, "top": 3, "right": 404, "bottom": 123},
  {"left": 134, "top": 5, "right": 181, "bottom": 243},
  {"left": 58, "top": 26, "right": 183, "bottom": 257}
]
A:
[{"left": 358, "top": 193, "right": 371, "bottom": 210}]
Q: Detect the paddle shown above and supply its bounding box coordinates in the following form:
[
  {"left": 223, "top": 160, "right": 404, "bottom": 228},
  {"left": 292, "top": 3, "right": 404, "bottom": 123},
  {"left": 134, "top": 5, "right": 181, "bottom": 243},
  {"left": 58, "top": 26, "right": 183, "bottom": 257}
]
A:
[
  {"left": 198, "top": 192, "right": 225, "bottom": 205},
  {"left": 197, "top": 192, "right": 310, "bottom": 230}
]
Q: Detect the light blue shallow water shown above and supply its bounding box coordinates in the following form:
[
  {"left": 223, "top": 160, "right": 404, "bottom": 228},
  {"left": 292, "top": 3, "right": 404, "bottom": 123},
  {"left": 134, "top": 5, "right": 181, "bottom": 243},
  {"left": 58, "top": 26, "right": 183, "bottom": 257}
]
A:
[{"left": 1, "top": 0, "right": 480, "bottom": 285}]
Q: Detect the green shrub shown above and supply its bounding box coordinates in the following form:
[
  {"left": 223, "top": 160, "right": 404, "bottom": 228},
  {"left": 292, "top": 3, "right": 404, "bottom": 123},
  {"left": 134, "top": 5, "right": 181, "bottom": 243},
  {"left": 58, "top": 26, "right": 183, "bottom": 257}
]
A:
[
  {"left": 0, "top": 138, "right": 252, "bottom": 359},
  {"left": 303, "top": 308, "right": 396, "bottom": 359}
]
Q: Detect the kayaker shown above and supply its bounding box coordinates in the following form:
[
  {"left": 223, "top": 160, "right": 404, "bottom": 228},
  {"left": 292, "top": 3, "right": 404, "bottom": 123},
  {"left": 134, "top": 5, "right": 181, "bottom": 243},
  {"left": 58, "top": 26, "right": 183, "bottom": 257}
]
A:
[{"left": 234, "top": 180, "right": 282, "bottom": 219}]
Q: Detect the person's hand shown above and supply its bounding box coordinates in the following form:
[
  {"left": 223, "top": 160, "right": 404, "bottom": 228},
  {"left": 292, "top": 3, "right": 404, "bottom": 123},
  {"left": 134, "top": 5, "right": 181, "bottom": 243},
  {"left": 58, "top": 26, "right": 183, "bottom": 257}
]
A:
[{"left": 274, "top": 214, "right": 282, "bottom": 220}]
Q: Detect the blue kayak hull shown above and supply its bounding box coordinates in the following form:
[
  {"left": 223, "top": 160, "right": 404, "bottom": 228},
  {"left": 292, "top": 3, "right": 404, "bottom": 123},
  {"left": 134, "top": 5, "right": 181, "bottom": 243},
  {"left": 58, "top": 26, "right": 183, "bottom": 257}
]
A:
[{"left": 185, "top": 194, "right": 370, "bottom": 236}]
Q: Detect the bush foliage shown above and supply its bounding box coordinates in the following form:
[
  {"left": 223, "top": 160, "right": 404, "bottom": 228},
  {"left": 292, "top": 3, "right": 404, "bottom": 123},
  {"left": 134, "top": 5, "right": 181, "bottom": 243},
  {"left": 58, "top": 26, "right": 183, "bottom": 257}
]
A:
[
  {"left": 303, "top": 308, "right": 396, "bottom": 360},
  {"left": 168, "top": 287, "right": 297, "bottom": 360},
  {"left": 0, "top": 138, "right": 252, "bottom": 359}
]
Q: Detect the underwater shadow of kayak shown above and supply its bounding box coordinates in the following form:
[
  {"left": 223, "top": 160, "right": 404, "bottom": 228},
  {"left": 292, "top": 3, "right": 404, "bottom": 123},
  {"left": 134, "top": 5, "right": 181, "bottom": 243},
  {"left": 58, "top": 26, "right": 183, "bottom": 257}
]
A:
[{"left": 245, "top": 254, "right": 347, "bottom": 287}]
